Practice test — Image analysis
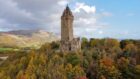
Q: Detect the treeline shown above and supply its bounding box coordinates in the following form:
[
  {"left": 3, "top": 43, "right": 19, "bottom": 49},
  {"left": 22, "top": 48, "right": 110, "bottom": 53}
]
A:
[{"left": 0, "top": 38, "right": 140, "bottom": 79}]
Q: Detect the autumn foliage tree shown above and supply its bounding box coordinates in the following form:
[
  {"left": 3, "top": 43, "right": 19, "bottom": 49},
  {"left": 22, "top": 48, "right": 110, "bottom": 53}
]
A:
[{"left": 0, "top": 38, "right": 140, "bottom": 79}]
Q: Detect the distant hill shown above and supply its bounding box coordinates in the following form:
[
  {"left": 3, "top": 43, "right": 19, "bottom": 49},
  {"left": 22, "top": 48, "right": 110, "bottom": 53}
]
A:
[{"left": 0, "top": 30, "right": 59, "bottom": 48}]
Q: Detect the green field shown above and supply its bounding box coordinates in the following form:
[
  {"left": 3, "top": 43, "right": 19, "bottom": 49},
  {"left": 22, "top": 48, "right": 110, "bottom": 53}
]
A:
[
  {"left": 0, "top": 48, "right": 19, "bottom": 54},
  {"left": 0, "top": 48, "right": 18, "bottom": 51}
]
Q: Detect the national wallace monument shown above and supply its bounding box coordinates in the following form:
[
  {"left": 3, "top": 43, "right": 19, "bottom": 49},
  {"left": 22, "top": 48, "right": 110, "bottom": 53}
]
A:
[{"left": 60, "top": 6, "right": 81, "bottom": 52}]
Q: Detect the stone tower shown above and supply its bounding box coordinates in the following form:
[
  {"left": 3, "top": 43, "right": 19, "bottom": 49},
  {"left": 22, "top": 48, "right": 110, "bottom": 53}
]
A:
[
  {"left": 61, "top": 6, "right": 81, "bottom": 52},
  {"left": 61, "top": 6, "right": 74, "bottom": 41}
]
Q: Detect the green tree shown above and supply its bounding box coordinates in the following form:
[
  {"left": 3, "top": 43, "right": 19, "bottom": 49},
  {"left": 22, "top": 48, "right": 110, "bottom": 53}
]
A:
[
  {"left": 81, "top": 37, "right": 89, "bottom": 49},
  {"left": 65, "top": 53, "right": 81, "bottom": 66}
]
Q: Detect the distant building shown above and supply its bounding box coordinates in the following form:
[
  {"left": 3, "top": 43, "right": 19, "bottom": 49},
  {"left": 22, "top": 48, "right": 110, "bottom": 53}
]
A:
[{"left": 61, "top": 6, "right": 81, "bottom": 52}]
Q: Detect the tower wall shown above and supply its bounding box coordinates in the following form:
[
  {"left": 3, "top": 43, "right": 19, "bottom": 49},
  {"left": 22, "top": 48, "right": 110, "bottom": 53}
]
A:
[{"left": 61, "top": 15, "right": 73, "bottom": 41}]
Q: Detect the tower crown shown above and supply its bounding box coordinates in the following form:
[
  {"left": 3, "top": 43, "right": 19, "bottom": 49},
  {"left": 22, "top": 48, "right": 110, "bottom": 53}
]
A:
[{"left": 62, "top": 5, "right": 73, "bottom": 17}]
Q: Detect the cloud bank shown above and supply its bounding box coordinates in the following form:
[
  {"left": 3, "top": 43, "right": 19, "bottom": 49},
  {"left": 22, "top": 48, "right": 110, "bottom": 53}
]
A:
[{"left": 0, "top": 0, "right": 109, "bottom": 38}]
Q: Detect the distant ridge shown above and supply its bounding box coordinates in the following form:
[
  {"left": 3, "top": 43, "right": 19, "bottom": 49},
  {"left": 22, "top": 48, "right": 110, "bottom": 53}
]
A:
[{"left": 0, "top": 30, "right": 59, "bottom": 48}]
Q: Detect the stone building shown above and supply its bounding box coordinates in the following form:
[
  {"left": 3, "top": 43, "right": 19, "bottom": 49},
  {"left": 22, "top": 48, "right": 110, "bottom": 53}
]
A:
[{"left": 60, "top": 6, "right": 81, "bottom": 52}]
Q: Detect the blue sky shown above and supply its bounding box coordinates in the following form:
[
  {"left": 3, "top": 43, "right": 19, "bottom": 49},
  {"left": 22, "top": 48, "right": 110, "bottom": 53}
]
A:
[
  {"left": 0, "top": 0, "right": 139, "bottom": 39},
  {"left": 71, "top": 0, "right": 140, "bottom": 39}
]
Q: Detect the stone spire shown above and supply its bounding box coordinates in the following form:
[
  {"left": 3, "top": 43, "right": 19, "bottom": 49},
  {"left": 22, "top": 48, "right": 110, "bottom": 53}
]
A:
[{"left": 62, "top": 5, "right": 73, "bottom": 17}]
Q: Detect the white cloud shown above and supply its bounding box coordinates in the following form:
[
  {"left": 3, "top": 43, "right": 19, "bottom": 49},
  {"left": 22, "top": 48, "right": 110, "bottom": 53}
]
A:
[
  {"left": 98, "top": 30, "right": 103, "bottom": 34},
  {"left": 75, "top": 18, "right": 96, "bottom": 25},
  {"left": 74, "top": 2, "right": 96, "bottom": 14},
  {"left": 58, "top": 0, "right": 68, "bottom": 6},
  {"left": 0, "top": 0, "right": 68, "bottom": 31}
]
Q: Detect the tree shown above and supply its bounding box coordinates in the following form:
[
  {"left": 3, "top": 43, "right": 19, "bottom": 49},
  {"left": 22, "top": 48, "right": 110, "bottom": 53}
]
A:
[
  {"left": 99, "top": 58, "right": 120, "bottom": 79},
  {"left": 16, "top": 70, "right": 26, "bottom": 79},
  {"left": 50, "top": 41, "right": 60, "bottom": 49},
  {"left": 134, "top": 65, "right": 140, "bottom": 79},
  {"left": 65, "top": 64, "right": 85, "bottom": 79},
  {"left": 120, "top": 40, "right": 133, "bottom": 49},
  {"left": 65, "top": 53, "right": 81, "bottom": 66},
  {"left": 124, "top": 43, "right": 138, "bottom": 55},
  {"left": 40, "top": 43, "right": 51, "bottom": 52},
  {"left": 90, "top": 39, "right": 101, "bottom": 48},
  {"left": 117, "top": 57, "right": 134, "bottom": 79},
  {"left": 81, "top": 37, "right": 89, "bottom": 49}
]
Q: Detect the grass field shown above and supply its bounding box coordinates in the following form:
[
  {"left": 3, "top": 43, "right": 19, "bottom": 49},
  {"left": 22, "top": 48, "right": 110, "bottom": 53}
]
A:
[
  {"left": 0, "top": 47, "right": 19, "bottom": 54},
  {"left": 0, "top": 48, "right": 19, "bottom": 52}
]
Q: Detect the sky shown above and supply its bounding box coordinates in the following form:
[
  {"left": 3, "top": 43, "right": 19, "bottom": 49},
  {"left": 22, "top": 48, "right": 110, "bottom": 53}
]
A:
[{"left": 0, "top": 0, "right": 140, "bottom": 39}]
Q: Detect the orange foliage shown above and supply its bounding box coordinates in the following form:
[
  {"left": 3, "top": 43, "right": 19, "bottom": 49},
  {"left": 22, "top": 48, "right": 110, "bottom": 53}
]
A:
[
  {"left": 19, "top": 75, "right": 26, "bottom": 79},
  {"left": 75, "top": 76, "right": 87, "bottom": 79},
  {"left": 100, "top": 58, "right": 113, "bottom": 67}
]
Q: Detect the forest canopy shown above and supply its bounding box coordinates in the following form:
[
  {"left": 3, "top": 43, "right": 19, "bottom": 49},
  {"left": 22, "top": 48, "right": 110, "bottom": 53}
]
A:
[{"left": 0, "top": 38, "right": 140, "bottom": 79}]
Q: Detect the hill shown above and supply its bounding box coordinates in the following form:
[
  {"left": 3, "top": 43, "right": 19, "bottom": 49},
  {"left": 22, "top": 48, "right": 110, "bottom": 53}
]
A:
[{"left": 0, "top": 30, "right": 59, "bottom": 48}]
